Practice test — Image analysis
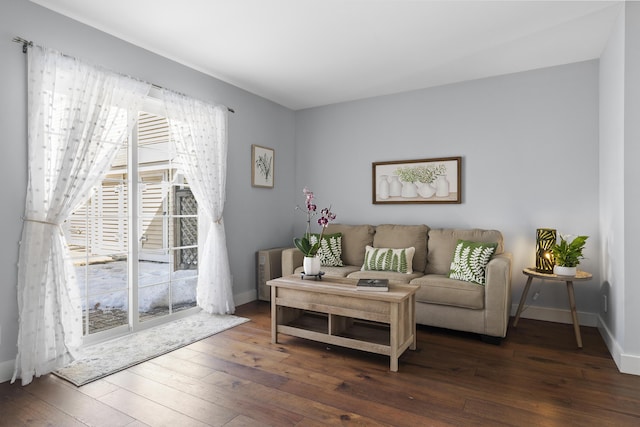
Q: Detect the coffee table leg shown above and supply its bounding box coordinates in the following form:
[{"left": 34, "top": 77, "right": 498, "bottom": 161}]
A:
[
  {"left": 513, "top": 276, "right": 533, "bottom": 327},
  {"left": 410, "top": 294, "right": 416, "bottom": 351},
  {"left": 566, "top": 281, "right": 583, "bottom": 348},
  {"left": 390, "top": 303, "right": 399, "bottom": 372},
  {"left": 270, "top": 285, "right": 278, "bottom": 344}
]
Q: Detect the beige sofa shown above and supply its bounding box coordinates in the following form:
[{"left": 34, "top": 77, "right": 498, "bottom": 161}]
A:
[{"left": 281, "top": 224, "right": 512, "bottom": 341}]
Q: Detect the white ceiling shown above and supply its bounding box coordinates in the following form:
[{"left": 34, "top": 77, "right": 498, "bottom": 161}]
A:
[{"left": 30, "top": 0, "right": 623, "bottom": 110}]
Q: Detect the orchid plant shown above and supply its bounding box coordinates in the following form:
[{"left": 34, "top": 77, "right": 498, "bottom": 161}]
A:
[{"left": 294, "top": 187, "right": 336, "bottom": 257}]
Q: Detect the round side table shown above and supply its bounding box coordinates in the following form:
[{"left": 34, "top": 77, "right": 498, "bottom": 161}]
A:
[{"left": 512, "top": 267, "right": 592, "bottom": 348}]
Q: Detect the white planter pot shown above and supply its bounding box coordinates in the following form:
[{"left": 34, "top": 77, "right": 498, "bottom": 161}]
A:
[
  {"left": 554, "top": 265, "right": 577, "bottom": 276},
  {"left": 303, "top": 256, "right": 321, "bottom": 275}
]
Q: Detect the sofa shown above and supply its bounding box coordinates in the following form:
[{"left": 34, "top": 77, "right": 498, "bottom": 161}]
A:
[{"left": 281, "top": 224, "right": 512, "bottom": 341}]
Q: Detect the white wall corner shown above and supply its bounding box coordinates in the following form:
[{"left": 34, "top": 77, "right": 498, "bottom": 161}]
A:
[
  {"left": 510, "top": 304, "right": 599, "bottom": 327},
  {"left": 234, "top": 289, "right": 258, "bottom": 307},
  {"left": 598, "top": 315, "right": 640, "bottom": 376},
  {"left": 620, "top": 353, "right": 640, "bottom": 376},
  {"left": 0, "top": 359, "right": 15, "bottom": 384}
]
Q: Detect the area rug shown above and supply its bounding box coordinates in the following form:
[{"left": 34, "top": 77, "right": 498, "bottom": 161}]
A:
[{"left": 54, "top": 312, "right": 249, "bottom": 386}]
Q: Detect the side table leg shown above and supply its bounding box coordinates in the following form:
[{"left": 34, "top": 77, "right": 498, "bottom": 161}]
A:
[
  {"left": 513, "top": 276, "right": 533, "bottom": 327},
  {"left": 566, "top": 281, "right": 583, "bottom": 348}
]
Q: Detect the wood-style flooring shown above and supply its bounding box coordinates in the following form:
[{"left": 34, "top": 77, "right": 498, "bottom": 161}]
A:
[{"left": 1, "top": 301, "right": 639, "bottom": 426}]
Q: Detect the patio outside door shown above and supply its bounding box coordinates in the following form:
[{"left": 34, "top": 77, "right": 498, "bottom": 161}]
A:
[{"left": 65, "top": 102, "right": 199, "bottom": 344}]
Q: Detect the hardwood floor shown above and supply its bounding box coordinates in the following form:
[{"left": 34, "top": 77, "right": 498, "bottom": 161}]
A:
[{"left": 2, "top": 301, "right": 640, "bottom": 426}]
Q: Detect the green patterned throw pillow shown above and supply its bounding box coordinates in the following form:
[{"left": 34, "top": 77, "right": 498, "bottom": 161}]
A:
[
  {"left": 361, "top": 245, "right": 415, "bottom": 274},
  {"left": 309, "top": 233, "right": 343, "bottom": 267},
  {"left": 448, "top": 240, "right": 498, "bottom": 285}
]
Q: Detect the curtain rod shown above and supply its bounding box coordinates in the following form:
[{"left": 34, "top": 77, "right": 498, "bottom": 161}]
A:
[{"left": 12, "top": 36, "right": 235, "bottom": 114}]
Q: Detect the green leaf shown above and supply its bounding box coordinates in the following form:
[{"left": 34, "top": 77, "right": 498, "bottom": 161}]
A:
[{"left": 552, "top": 235, "right": 588, "bottom": 267}]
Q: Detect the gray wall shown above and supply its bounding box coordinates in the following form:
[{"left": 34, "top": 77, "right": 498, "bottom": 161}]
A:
[
  {"left": 0, "top": 0, "right": 296, "bottom": 379},
  {"left": 295, "top": 61, "right": 601, "bottom": 323}
]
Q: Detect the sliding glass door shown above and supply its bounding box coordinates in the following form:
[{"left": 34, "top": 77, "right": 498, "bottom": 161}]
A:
[{"left": 65, "top": 102, "right": 199, "bottom": 342}]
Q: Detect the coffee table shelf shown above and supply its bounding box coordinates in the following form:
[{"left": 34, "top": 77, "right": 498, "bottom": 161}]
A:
[
  {"left": 281, "top": 310, "right": 391, "bottom": 348},
  {"left": 267, "top": 275, "right": 418, "bottom": 371}
]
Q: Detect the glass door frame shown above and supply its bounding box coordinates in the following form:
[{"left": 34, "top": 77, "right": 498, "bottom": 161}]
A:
[{"left": 81, "top": 96, "right": 200, "bottom": 346}]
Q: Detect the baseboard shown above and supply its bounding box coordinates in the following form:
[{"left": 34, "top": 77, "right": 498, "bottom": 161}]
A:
[
  {"left": 234, "top": 289, "right": 258, "bottom": 307},
  {"left": 598, "top": 316, "right": 640, "bottom": 376},
  {"left": 510, "top": 304, "right": 598, "bottom": 327},
  {"left": 0, "top": 359, "right": 15, "bottom": 384}
]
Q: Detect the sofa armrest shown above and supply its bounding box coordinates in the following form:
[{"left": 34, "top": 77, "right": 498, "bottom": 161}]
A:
[
  {"left": 483, "top": 253, "right": 513, "bottom": 337},
  {"left": 281, "top": 248, "right": 304, "bottom": 276}
]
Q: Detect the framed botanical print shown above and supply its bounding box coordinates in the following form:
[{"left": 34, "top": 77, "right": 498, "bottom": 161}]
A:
[
  {"left": 251, "top": 144, "right": 274, "bottom": 188},
  {"left": 372, "top": 156, "right": 461, "bottom": 204}
]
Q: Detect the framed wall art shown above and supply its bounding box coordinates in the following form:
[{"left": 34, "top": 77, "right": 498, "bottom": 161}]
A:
[
  {"left": 251, "top": 144, "right": 274, "bottom": 188},
  {"left": 372, "top": 156, "right": 462, "bottom": 204}
]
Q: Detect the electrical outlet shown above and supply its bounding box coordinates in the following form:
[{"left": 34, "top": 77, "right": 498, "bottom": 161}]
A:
[
  {"left": 533, "top": 291, "right": 540, "bottom": 301},
  {"left": 603, "top": 295, "right": 608, "bottom": 313}
]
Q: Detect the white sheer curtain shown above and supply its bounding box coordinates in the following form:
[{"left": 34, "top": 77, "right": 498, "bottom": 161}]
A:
[
  {"left": 162, "top": 90, "right": 234, "bottom": 314},
  {"left": 13, "top": 46, "right": 150, "bottom": 385}
]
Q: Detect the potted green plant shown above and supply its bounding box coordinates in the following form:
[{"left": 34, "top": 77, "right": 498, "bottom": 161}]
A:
[{"left": 551, "top": 235, "right": 588, "bottom": 276}]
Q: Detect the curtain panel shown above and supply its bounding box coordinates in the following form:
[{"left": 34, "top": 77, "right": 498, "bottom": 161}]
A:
[
  {"left": 162, "top": 90, "right": 235, "bottom": 315},
  {"left": 13, "top": 46, "right": 150, "bottom": 385}
]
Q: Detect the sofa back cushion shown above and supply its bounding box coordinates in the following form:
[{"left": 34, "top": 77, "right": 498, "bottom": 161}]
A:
[
  {"left": 324, "top": 224, "right": 375, "bottom": 267},
  {"left": 373, "top": 224, "right": 429, "bottom": 273},
  {"left": 426, "top": 229, "right": 504, "bottom": 275}
]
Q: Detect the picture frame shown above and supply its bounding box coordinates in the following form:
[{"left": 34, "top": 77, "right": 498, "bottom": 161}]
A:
[
  {"left": 251, "top": 144, "right": 274, "bottom": 188},
  {"left": 372, "top": 156, "right": 462, "bottom": 204}
]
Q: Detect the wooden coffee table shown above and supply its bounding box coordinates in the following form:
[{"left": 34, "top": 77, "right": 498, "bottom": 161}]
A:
[{"left": 267, "top": 275, "right": 418, "bottom": 371}]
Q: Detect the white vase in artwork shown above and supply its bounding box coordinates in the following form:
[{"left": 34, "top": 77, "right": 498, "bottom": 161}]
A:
[
  {"left": 389, "top": 175, "right": 402, "bottom": 197},
  {"left": 303, "top": 256, "right": 321, "bottom": 275},
  {"left": 401, "top": 181, "right": 418, "bottom": 198},
  {"left": 418, "top": 182, "right": 436, "bottom": 198},
  {"left": 435, "top": 175, "right": 450, "bottom": 197},
  {"left": 378, "top": 175, "right": 390, "bottom": 199}
]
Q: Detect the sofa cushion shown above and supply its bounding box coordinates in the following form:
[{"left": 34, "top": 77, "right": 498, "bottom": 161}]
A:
[
  {"left": 324, "top": 224, "right": 374, "bottom": 267},
  {"left": 361, "top": 245, "right": 416, "bottom": 273},
  {"left": 448, "top": 240, "right": 497, "bottom": 285},
  {"left": 426, "top": 229, "right": 503, "bottom": 275},
  {"left": 373, "top": 224, "right": 429, "bottom": 273},
  {"left": 411, "top": 274, "right": 485, "bottom": 309},
  {"left": 309, "top": 232, "right": 343, "bottom": 267}
]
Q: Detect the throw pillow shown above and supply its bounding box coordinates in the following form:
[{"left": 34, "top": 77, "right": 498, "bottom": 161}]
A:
[
  {"left": 448, "top": 240, "right": 498, "bottom": 285},
  {"left": 361, "top": 245, "right": 415, "bottom": 274},
  {"left": 309, "top": 233, "right": 343, "bottom": 267}
]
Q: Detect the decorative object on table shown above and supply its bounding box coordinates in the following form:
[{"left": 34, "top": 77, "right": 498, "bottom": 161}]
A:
[
  {"left": 372, "top": 156, "right": 461, "bottom": 204},
  {"left": 535, "top": 228, "right": 557, "bottom": 273},
  {"left": 551, "top": 234, "right": 589, "bottom": 276},
  {"left": 300, "top": 270, "right": 325, "bottom": 280},
  {"left": 356, "top": 278, "right": 389, "bottom": 292},
  {"left": 293, "top": 187, "right": 337, "bottom": 277},
  {"left": 251, "top": 144, "right": 274, "bottom": 188}
]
